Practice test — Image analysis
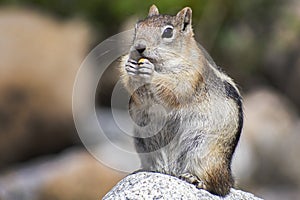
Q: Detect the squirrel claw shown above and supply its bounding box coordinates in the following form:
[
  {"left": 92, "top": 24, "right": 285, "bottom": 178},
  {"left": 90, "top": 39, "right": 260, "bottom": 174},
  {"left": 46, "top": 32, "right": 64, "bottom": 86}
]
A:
[{"left": 179, "top": 173, "right": 207, "bottom": 190}]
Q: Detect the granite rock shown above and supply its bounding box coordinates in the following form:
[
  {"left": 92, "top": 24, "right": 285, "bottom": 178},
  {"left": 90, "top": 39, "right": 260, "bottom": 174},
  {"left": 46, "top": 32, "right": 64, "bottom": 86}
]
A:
[{"left": 103, "top": 172, "right": 263, "bottom": 200}]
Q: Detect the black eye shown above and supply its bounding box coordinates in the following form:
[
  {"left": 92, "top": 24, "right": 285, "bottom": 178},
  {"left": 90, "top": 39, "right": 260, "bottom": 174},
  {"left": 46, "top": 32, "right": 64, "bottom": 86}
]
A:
[{"left": 162, "top": 26, "right": 173, "bottom": 38}]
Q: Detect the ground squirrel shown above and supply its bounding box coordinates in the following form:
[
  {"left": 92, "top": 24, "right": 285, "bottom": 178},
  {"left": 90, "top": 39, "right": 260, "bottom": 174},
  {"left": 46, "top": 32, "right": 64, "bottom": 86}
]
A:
[{"left": 120, "top": 5, "right": 243, "bottom": 196}]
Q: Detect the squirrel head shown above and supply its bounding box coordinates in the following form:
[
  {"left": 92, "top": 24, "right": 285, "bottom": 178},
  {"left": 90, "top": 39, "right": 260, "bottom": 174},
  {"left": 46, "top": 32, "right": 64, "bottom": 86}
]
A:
[{"left": 129, "top": 5, "right": 199, "bottom": 70}]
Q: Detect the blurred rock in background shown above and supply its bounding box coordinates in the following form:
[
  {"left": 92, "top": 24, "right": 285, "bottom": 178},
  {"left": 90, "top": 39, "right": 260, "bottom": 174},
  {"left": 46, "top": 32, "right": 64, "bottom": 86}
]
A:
[
  {"left": 0, "top": 8, "right": 90, "bottom": 168},
  {"left": 0, "top": 148, "right": 124, "bottom": 200},
  {"left": 233, "top": 88, "right": 300, "bottom": 199}
]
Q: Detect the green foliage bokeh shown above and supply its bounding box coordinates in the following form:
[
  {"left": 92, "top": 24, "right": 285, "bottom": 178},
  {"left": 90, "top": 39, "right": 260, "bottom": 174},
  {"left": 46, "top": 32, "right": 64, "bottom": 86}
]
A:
[{"left": 2, "top": 0, "right": 299, "bottom": 98}]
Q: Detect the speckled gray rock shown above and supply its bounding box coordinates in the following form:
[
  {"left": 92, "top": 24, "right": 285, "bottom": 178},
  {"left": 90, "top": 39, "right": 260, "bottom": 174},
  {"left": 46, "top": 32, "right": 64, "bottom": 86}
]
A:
[{"left": 103, "top": 172, "right": 263, "bottom": 200}]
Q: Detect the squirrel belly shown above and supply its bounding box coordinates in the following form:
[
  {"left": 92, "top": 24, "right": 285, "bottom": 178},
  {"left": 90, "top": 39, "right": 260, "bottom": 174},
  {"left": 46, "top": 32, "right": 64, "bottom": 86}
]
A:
[{"left": 120, "top": 5, "right": 243, "bottom": 197}]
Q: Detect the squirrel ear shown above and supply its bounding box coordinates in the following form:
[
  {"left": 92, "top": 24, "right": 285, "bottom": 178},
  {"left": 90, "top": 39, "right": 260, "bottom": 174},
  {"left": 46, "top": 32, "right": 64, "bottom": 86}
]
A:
[
  {"left": 148, "top": 4, "right": 159, "bottom": 17},
  {"left": 176, "top": 7, "right": 192, "bottom": 32}
]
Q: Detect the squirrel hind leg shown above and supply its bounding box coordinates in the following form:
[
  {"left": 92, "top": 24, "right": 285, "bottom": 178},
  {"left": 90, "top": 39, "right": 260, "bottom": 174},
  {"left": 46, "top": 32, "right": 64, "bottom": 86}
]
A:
[
  {"left": 202, "top": 166, "right": 234, "bottom": 196},
  {"left": 179, "top": 167, "right": 233, "bottom": 197}
]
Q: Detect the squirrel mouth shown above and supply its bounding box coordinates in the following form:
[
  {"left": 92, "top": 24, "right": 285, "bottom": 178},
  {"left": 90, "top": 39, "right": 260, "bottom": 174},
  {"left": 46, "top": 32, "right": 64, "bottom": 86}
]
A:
[
  {"left": 143, "top": 56, "right": 156, "bottom": 64},
  {"left": 129, "top": 52, "right": 156, "bottom": 64}
]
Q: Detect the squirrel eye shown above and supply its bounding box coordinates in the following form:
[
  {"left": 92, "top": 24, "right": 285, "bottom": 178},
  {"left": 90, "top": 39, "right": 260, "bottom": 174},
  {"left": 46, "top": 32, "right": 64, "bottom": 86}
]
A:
[{"left": 162, "top": 26, "right": 173, "bottom": 38}]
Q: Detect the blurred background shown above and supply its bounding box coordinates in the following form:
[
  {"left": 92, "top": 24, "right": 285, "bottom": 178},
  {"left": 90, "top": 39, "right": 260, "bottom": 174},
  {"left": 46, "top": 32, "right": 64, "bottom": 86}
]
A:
[{"left": 0, "top": 0, "right": 299, "bottom": 199}]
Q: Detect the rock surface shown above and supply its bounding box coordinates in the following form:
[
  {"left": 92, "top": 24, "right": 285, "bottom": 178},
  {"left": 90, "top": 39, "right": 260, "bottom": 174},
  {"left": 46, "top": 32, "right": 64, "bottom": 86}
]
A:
[
  {"left": 0, "top": 148, "right": 125, "bottom": 200},
  {"left": 103, "top": 172, "right": 263, "bottom": 200}
]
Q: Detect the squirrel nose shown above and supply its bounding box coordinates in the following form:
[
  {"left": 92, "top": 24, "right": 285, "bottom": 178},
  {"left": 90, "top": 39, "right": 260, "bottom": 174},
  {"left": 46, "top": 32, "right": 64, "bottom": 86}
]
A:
[{"left": 135, "top": 43, "right": 146, "bottom": 54}]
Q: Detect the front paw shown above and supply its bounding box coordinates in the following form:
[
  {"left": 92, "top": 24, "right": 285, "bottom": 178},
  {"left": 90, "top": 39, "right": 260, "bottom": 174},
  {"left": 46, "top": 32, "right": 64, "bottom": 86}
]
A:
[
  {"left": 125, "top": 58, "right": 154, "bottom": 82},
  {"left": 125, "top": 58, "right": 139, "bottom": 76},
  {"left": 137, "top": 58, "right": 154, "bottom": 79}
]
